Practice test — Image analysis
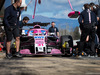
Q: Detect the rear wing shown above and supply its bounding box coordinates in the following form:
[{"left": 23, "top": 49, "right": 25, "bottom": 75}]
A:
[{"left": 0, "top": 22, "right": 50, "bottom": 26}]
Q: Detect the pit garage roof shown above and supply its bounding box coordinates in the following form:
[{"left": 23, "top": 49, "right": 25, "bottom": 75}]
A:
[{"left": 0, "top": 0, "right": 5, "bottom": 11}]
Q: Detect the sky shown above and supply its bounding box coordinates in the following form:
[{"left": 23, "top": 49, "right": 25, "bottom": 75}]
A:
[
  {"left": 5, "top": 0, "right": 99, "bottom": 19},
  {"left": 22, "top": 0, "right": 98, "bottom": 19}
]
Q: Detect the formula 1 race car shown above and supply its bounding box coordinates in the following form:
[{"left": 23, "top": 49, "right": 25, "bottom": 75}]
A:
[{"left": 10, "top": 22, "right": 73, "bottom": 56}]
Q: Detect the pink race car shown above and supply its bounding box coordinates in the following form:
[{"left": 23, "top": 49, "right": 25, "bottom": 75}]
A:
[{"left": 11, "top": 22, "right": 73, "bottom": 56}]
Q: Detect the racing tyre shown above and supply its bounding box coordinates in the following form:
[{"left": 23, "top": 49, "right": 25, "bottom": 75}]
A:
[
  {"left": 10, "top": 38, "right": 16, "bottom": 55},
  {"left": 61, "top": 35, "right": 73, "bottom": 57}
]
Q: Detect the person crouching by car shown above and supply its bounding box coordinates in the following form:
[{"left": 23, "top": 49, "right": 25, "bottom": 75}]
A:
[
  {"left": 78, "top": 4, "right": 98, "bottom": 58},
  {"left": 19, "top": 16, "right": 30, "bottom": 35}
]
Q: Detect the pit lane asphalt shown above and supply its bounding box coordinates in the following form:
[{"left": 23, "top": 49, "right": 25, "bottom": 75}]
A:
[{"left": 0, "top": 52, "right": 100, "bottom": 75}]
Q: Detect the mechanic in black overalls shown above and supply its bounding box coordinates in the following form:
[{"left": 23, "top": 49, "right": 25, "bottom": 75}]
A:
[
  {"left": 96, "top": 5, "right": 100, "bottom": 43},
  {"left": 78, "top": 4, "right": 98, "bottom": 57},
  {"left": 89, "top": 3, "right": 100, "bottom": 43},
  {"left": 19, "top": 16, "right": 30, "bottom": 35}
]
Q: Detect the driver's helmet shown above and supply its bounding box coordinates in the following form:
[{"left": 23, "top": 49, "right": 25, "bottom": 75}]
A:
[
  {"left": 33, "top": 30, "right": 42, "bottom": 35},
  {"left": 34, "top": 30, "right": 38, "bottom": 33}
]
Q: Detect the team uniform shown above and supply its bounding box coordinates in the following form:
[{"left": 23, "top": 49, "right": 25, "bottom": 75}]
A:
[
  {"left": 78, "top": 9, "right": 98, "bottom": 56},
  {"left": 96, "top": 8, "right": 100, "bottom": 42},
  {"left": 3, "top": 4, "right": 21, "bottom": 41},
  {"left": 48, "top": 26, "right": 59, "bottom": 35}
]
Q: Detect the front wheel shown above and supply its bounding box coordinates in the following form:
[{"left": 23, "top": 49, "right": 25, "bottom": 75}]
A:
[{"left": 60, "top": 35, "right": 73, "bottom": 57}]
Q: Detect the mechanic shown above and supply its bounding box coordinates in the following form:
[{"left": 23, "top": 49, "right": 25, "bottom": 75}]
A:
[
  {"left": 90, "top": 3, "right": 100, "bottom": 43},
  {"left": 19, "top": 16, "right": 30, "bottom": 34},
  {"left": 3, "top": 0, "right": 22, "bottom": 59},
  {"left": 48, "top": 22, "right": 59, "bottom": 37},
  {"left": 78, "top": 4, "right": 98, "bottom": 57}
]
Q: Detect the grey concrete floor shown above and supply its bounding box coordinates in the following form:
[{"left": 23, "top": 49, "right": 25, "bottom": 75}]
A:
[{"left": 0, "top": 52, "right": 100, "bottom": 75}]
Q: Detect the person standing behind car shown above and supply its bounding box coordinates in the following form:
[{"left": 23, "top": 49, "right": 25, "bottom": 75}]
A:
[
  {"left": 78, "top": 4, "right": 98, "bottom": 57},
  {"left": 48, "top": 22, "right": 59, "bottom": 37},
  {"left": 3, "top": 0, "right": 22, "bottom": 59}
]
